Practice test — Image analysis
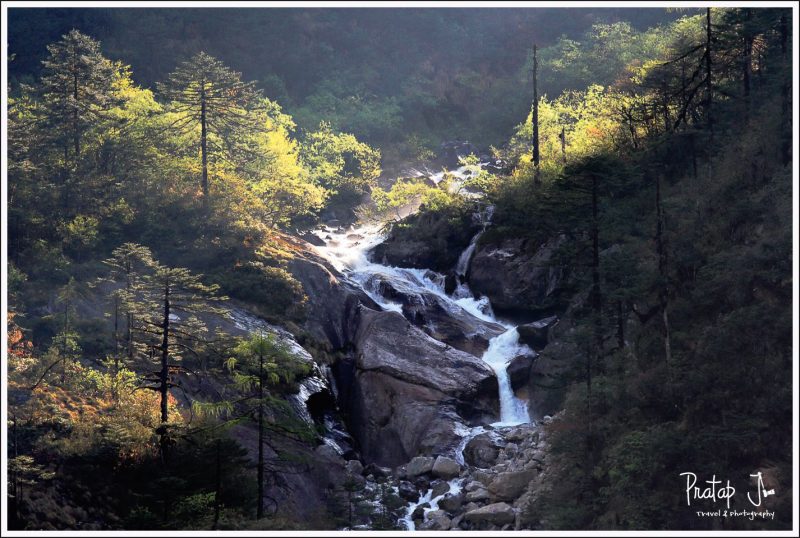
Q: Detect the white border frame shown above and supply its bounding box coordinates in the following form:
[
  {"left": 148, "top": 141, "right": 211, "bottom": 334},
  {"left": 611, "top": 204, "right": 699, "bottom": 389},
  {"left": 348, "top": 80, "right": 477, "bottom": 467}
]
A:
[{"left": 1, "top": 1, "right": 798, "bottom": 536}]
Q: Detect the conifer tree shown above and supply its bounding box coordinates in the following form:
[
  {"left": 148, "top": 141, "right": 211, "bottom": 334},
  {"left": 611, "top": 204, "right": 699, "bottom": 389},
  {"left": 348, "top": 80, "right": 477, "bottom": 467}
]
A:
[
  {"left": 158, "top": 52, "right": 262, "bottom": 200},
  {"left": 39, "top": 29, "right": 118, "bottom": 208}
]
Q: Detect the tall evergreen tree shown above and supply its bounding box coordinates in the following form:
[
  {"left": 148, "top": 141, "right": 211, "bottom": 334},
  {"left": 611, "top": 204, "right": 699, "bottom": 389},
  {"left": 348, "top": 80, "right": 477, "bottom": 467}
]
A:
[
  {"left": 157, "top": 52, "right": 262, "bottom": 200},
  {"left": 38, "top": 29, "right": 118, "bottom": 209},
  {"left": 225, "top": 333, "right": 311, "bottom": 520}
]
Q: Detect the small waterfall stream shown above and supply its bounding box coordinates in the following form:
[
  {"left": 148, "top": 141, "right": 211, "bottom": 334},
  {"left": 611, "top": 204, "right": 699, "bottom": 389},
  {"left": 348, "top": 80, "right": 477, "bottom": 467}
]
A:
[
  {"left": 310, "top": 166, "right": 533, "bottom": 529},
  {"left": 312, "top": 192, "right": 532, "bottom": 429}
]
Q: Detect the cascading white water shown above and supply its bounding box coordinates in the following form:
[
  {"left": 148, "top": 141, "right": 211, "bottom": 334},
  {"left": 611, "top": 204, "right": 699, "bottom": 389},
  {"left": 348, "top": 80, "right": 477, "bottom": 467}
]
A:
[
  {"left": 399, "top": 478, "right": 463, "bottom": 531},
  {"left": 455, "top": 232, "right": 481, "bottom": 277},
  {"left": 310, "top": 166, "right": 534, "bottom": 530},
  {"left": 313, "top": 226, "right": 532, "bottom": 433},
  {"left": 481, "top": 328, "right": 531, "bottom": 426}
]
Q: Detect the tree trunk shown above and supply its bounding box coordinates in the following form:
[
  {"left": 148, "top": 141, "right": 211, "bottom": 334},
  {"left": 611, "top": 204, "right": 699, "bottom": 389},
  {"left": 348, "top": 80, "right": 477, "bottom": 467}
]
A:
[
  {"left": 257, "top": 348, "right": 265, "bottom": 520},
  {"left": 126, "top": 265, "right": 134, "bottom": 361},
  {"left": 60, "top": 303, "right": 70, "bottom": 383},
  {"left": 589, "top": 173, "right": 601, "bottom": 393},
  {"left": 742, "top": 9, "right": 752, "bottom": 119},
  {"left": 200, "top": 83, "right": 209, "bottom": 200},
  {"left": 705, "top": 8, "right": 713, "bottom": 136},
  {"left": 160, "top": 281, "right": 171, "bottom": 424},
  {"left": 63, "top": 141, "right": 70, "bottom": 211},
  {"left": 655, "top": 174, "right": 672, "bottom": 370},
  {"left": 560, "top": 126, "right": 567, "bottom": 163},
  {"left": 532, "top": 44, "right": 540, "bottom": 184},
  {"left": 11, "top": 414, "right": 19, "bottom": 526},
  {"left": 213, "top": 438, "right": 222, "bottom": 529},
  {"left": 73, "top": 71, "right": 80, "bottom": 159}
]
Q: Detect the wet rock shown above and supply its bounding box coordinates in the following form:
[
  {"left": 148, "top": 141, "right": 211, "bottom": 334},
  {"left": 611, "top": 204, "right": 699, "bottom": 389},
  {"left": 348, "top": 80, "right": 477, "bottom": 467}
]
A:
[
  {"left": 349, "top": 309, "right": 498, "bottom": 466},
  {"left": 398, "top": 481, "right": 418, "bottom": 502},
  {"left": 527, "top": 339, "right": 579, "bottom": 420},
  {"left": 487, "top": 469, "right": 537, "bottom": 501},
  {"left": 464, "top": 433, "right": 505, "bottom": 468},
  {"left": 507, "top": 353, "right": 536, "bottom": 391},
  {"left": 439, "top": 491, "right": 466, "bottom": 512},
  {"left": 414, "top": 476, "right": 431, "bottom": 492},
  {"left": 464, "top": 480, "right": 484, "bottom": 492},
  {"left": 419, "top": 510, "right": 451, "bottom": 530},
  {"left": 469, "top": 236, "right": 566, "bottom": 315},
  {"left": 369, "top": 209, "right": 479, "bottom": 273},
  {"left": 407, "top": 456, "right": 435, "bottom": 477},
  {"left": 412, "top": 504, "right": 430, "bottom": 521},
  {"left": 503, "top": 426, "right": 531, "bottom": 443},
  {"left": 464, "top": 502, "right": 516, "bottom": 526},
  {"left": 438, "top": 140, "right": 480, "bottom": 168},
  {"left": 364, "top": 273, "right": 505, "bottom": 356},
  {"left": 345, "top": 459, "right": 364, "bottom": 476},
  {"left": 345, "top": 472, "right": 367, "bottom": 490},
  {"left": 473, "top": 470, "right": 493, "bottom": 486},
  {"left": 444, "top": 272, "right": 459, "bottom": 295},
  {"left": 395, "top": 464, "right": 408, "bottom": 479},
  {"left": 313, "top": 444, "right": 348, "bottom": 489},
  {"left": 298, "top": 231, "right": 326, "bottom": 247},
  {"left": 363, "top": 463, "right": 391, "bottom": 478},
  {"left": 465, "top": 488, "right": 490, "bottom": 502},
  {"left": 431, "top": 480, "right": 450, "bottom": 498},
  {"left": 517, "top": 316, "right": 559, "bottom": 350},
  {"left": 432, "top": 456, "right": 462, "bottom": 479}
]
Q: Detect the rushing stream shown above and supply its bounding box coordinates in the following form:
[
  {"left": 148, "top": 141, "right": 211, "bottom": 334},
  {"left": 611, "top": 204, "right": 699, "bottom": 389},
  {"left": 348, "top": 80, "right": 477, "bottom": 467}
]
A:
[{"left": 311, "top": 166, "right": 533, "bottom": 529}]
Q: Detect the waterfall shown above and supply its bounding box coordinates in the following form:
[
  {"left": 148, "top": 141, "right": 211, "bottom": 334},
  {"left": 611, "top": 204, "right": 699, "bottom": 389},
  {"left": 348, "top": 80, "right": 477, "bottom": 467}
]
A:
[
  {"left": 308, "top": 167, "right": 532, "bottom": 531},
  {"left": 455, "top": 232, "right": 481, "bottom": 277},
  {"left": 399, "top": 478, "right": 463, "bottom": 531},
  {"left": 311, "top": 213, "right": 532, "bottom": 429},
  {"left": 480, "top": 328, "right": 531, "bottom": 425}
]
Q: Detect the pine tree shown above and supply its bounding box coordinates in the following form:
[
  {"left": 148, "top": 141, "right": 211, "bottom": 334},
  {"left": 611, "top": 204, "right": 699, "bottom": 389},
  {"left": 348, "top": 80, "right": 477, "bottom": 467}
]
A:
[
  {"left": 38, "top": 29, "right": 118, "bottom": 210},
  {"left": 101, "top": 243, "right": 155, "bottom": 366},
  {"left": 137, "top": 264, "right": 227, "bottom": 425},
  {"left": 157, "top": 52, "right": 262, "bottom": 200},
  {"left": 224, "top": 333, "right": 312, "bottom": 520}
]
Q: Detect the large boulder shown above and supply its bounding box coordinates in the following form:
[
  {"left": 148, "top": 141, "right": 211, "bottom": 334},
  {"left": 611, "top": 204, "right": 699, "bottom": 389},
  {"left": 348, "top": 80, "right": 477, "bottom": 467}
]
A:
[
  {"left": 432, "top": 456, "right": 462, "bottom": 479},
  {"left": 464, "top": 502, "right": 516, "bottom": 526},
  {"left": 463, "top": 432, "right": 505, "bottom": 468},
  {"left": 468, "top": 236, "right": 566, "bottom": 315},
  {"left": 517, "top": 316, "right": 559, "bottom": 350},
  {"left": 398, "top": 481, "right": 419, "bottom": 501},
  {"left": 286, "top": 242, "right": 376, "bottom": 350},
  {"left": 506, "top": 353, "right": 537, "bottom": 391},
  {"left": 419, "top": 510, "right": 452, "bottom": 530},
  {"left": 439, "top": 491, "right": 466, "bottom": 512},
  {"left": 407, "top": 456, "right": 436, "bottom": 477},
  {"left": 487, "top": 469, "right": 537, "bottom": 501},
  {"left": 438, "top": 140, "right": 481, "bottom": 169},
  {"left": 361, "top": 272, "right": 505, "bottom": 356},
  {"left": 370, "top": 209, "right": 479, "bottom": 273},
  {"left": 346, "top": 309, "right": 498, "bottom": 466},
  {"left": 526, "top": 338, "right": 580, "bottom": 420}
]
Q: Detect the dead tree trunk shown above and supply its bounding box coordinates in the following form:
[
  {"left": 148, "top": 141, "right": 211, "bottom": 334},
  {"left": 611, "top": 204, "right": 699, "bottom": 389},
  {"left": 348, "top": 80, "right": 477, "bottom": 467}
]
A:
[{"left": 532, "top": 44, "right": 540, "bottom": 184}]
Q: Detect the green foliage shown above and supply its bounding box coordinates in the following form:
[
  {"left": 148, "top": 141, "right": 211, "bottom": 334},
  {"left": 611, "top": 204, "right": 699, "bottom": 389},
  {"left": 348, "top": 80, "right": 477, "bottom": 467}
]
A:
[
  {"left": 302, "top": 121, "right": 382, "bottom": 196},
  {"left": 228, "top": 333, "right": 312, "bottom": 392},
  {"left": 211, "top": 262, "right": 306, "bottom": 321}
]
